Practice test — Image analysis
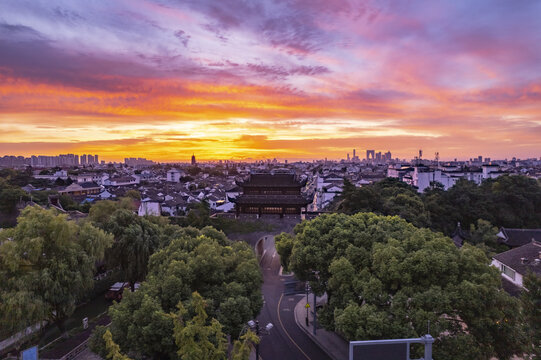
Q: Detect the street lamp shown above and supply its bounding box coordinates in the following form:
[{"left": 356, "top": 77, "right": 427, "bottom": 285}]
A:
[
  {"left": 247, "top": 320, "right": 273, "bottom": 360},
  {"left": 309, "top": 270, "right": 320, "bottom": 335}
]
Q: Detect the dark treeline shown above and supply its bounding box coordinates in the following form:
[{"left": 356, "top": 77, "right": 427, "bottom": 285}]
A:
[{"left": 337, "top": 175, "right": 541, "bottom": 235}]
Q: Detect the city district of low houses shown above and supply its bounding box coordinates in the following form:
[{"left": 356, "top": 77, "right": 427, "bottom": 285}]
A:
[{"left": 10, "top": 155, "right": 541, "bottom": 298}]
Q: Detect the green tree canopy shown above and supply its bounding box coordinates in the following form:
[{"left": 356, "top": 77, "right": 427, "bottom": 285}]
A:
[
  {"left": 335, "top": 175, "right": 541, "bottom": 240},
  {"left": 0, "top": 206, "right": 113, "bottom": 336},
  {"left": 105, "top": 226, "right": 262, "bottom": 359},
  {"left": 276, "top": 213, "right": 526, "bottom": 360},
  {"left": 171, "top": 292, "right": 227, "bottom": 360},
  {"left": 101, "top": 208, "right": 161, "bottom": 291},
  {"left": 521, "top": 273, "right": 541, "bottom": 358}
]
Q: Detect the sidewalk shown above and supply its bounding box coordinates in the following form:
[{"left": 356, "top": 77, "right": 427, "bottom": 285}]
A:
[{"left": 293, "top": 294, "right": 349, "bottom": 360}]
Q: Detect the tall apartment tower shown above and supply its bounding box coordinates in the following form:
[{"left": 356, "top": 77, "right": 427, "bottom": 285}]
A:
[
  {"left": 95, "top": 155, "right": 99, "bottom": 164},
  {"left": 366, "top": 150, "right": 375, "bottom": 161},
  {"left": 191, "top": 154, "right": 196, "bottom": 165},
  {"left": 353, "top": 149, "right": 356, "bottom": 159}
]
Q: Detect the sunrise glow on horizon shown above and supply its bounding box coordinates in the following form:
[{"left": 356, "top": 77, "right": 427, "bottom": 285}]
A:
[{"left": 1, "top": 0, "right": 540, "bottom": 162}]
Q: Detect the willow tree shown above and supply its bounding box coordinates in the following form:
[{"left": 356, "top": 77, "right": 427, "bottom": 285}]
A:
[{"left": 0, "top": 206, "right": 113, "bottom": 336}]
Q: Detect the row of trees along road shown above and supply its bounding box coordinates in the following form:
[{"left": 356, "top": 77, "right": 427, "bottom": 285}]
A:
[{"left": 276, "top": 213, "right": 541, "bottom": 360}]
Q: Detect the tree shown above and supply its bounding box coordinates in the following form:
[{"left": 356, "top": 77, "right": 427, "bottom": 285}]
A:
[
  {"left": 468, "top": 219, "right": 506, "bottom": 255},
  {"left": 277, "top": 213, "right": 526, "bottom": 360},
  {"left": 275, "top": 233, "right": 295, "bottom": 272},
  {"left": 0, "top": 206, "right": 113, "bottom": 336},
  {"left": 0, "top": 178, "right": 29, "bottom": 218},
  {"left": 124, "top": 190, "right": 141, "bottom": 200},
  {"left": 104, "top": 226, "right": 262, "bottom": 359},
  {"left": 171, "top": 292, "right": 227, "bottom": 360},
  {"left": 231, "top": 329, "right": 259, "bottom": 360},
  {"left": 521, "top": 273, "right": 541, "bottom": 358},
  {"left": 89, "top": 198, "right": 136, "bottom": 228},
  {"left": 103, "top": 329, "right": 132, "bottom": 360},
  {"left": 103, "top": 209, "right": 160, "bottom": 291},
  {"left": 186, "top": 200, "right": 211, "bottom": 228}
]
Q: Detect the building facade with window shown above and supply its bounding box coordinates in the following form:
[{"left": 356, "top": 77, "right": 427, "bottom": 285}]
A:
[{"left": 491, "top": 241, "right": 541, "bottom": 289}]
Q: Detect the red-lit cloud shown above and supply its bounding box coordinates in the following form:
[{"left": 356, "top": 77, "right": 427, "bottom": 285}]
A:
[{"left": 0, "top": 0, "right": 540, "bottom": 161}]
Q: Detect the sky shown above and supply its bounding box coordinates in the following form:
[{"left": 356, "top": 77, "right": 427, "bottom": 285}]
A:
[{"left": 0, "top": 0, "right": 540, "bottom": 162}]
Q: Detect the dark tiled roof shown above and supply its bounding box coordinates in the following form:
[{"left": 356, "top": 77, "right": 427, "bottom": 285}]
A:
[
  {"left": 493, "top": 241, "right": 541, "bottom": 277},
  {"left": 451, "top": 223, "right": 469, "bottom": 248},
  {"left": 80, "top": 181, "right": 101, "bottom": 189},
  {"left": 238, "top": 173, "right": 304, "bottom": 188},
  {"left": 499, "top": 228, "right": 541, "bottom": 247},
  {"left": 232, "top": 194, "right": 310, "bottom": 206},
  {"left": 110, "top": 176, "right": 135, "bottom": 182}
]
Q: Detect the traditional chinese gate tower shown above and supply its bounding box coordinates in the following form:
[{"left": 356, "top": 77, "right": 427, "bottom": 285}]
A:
[{"left": 233, "top": 173, "right": 309, "bottom": 218}]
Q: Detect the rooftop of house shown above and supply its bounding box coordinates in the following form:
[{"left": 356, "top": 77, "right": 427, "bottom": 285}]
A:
[
  {"left": 498, "top": 228, "right": 541, "bottom": 247},
  {"left": 237, "top": 173, "right": 306, "bottom": 188},
  {"left": 493, "top": 241, "right": 541, "bottom": 277}
]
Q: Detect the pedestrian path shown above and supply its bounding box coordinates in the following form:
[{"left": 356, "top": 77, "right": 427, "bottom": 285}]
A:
[{"left": 293, "top": 294, "right": 349, "bottom": 360}]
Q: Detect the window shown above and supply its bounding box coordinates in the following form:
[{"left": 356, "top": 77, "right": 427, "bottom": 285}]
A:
[{"left": 500, "top": 264, "right": 516, "bottom": 281}]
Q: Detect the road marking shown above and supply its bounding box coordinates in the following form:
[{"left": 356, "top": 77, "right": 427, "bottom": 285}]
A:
[
  {"left": 277, "top": 294, "right": 311, "bottom": 360},
  {"left": 259, "top": 249, "right": 267, "bottom": 264}
]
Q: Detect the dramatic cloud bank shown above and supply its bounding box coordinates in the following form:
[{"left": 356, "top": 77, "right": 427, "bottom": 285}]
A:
[{"left": 0, "top": 0, "right": 540, "bottom": 161}]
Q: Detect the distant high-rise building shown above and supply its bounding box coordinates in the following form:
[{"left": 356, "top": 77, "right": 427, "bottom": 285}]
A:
[
  {"left": 353, "top": 149, "right": 356, "bottom": 159},
  {"left": 347, "top": 153, "right": 350, "bottom": 161},
  {"left": 95, "top": 155, "right": 99, "bottom": 164},
  {"left": 385, "top": 151, "right": 392, "bottom": 161},
  {"left": 81, "top": 154, "right": 87, "bottom": 165},
  {"left": 366, "top": 150, "right": 375, "bottom": 161},
  {"left": 88, "top": 155, "right": 94, "bottom": 164},
  {"left": 376, "top": 152, "right": 382, "bottom": 162},
  {"left": 191, "top": 154, "right": 196, "bottom": 165},
  {"left": 478, "top": 155, "right": 482, "bottom": 162}
]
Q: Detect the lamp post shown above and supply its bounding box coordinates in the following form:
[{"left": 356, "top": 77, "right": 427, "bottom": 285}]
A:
[
  {"left": 305, "top": 282, "right": 310, "bottom": 326},
  {"left": 247, "top": 320, "right": 273, "bottom": 360},
  {"left": 310, "top": 270, "right": 320, "bottom": 335}
]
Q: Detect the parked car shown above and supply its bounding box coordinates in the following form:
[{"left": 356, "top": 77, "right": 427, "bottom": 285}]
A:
[{"left": 105, "top": 282, "right": 140, "bottom": 301}]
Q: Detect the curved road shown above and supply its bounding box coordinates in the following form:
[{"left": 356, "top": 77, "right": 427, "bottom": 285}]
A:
[{"left": 256, "top": 236, "right": 331, "bottom": 360}]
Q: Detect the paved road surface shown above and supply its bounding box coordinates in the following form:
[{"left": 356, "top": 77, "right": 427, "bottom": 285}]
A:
[{"left": 256, "top": 236, "right": 331, "bottom": 360}]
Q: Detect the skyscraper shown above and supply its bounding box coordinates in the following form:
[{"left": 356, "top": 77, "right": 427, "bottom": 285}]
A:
[{"left": 191, "top": 154, "right": 196, "bottom": 165}]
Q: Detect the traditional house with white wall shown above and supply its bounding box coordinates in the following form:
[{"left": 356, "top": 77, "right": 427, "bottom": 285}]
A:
[
  {"left": 138, "top": 201, "right": 162, "bottom": 216},
  {"left": 166, "top": 168, "right": 184, "bottom": 183},
  {"left": 491, "top": 241, "right": 541, "bottom": 289}
]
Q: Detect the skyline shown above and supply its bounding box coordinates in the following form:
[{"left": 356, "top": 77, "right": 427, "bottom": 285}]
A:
[
  {"left": 1, "top": 0, "right": 541, "bottom": 161},
  {"left": 2, "top": 150, "right": 536, "bottom": 164}
]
